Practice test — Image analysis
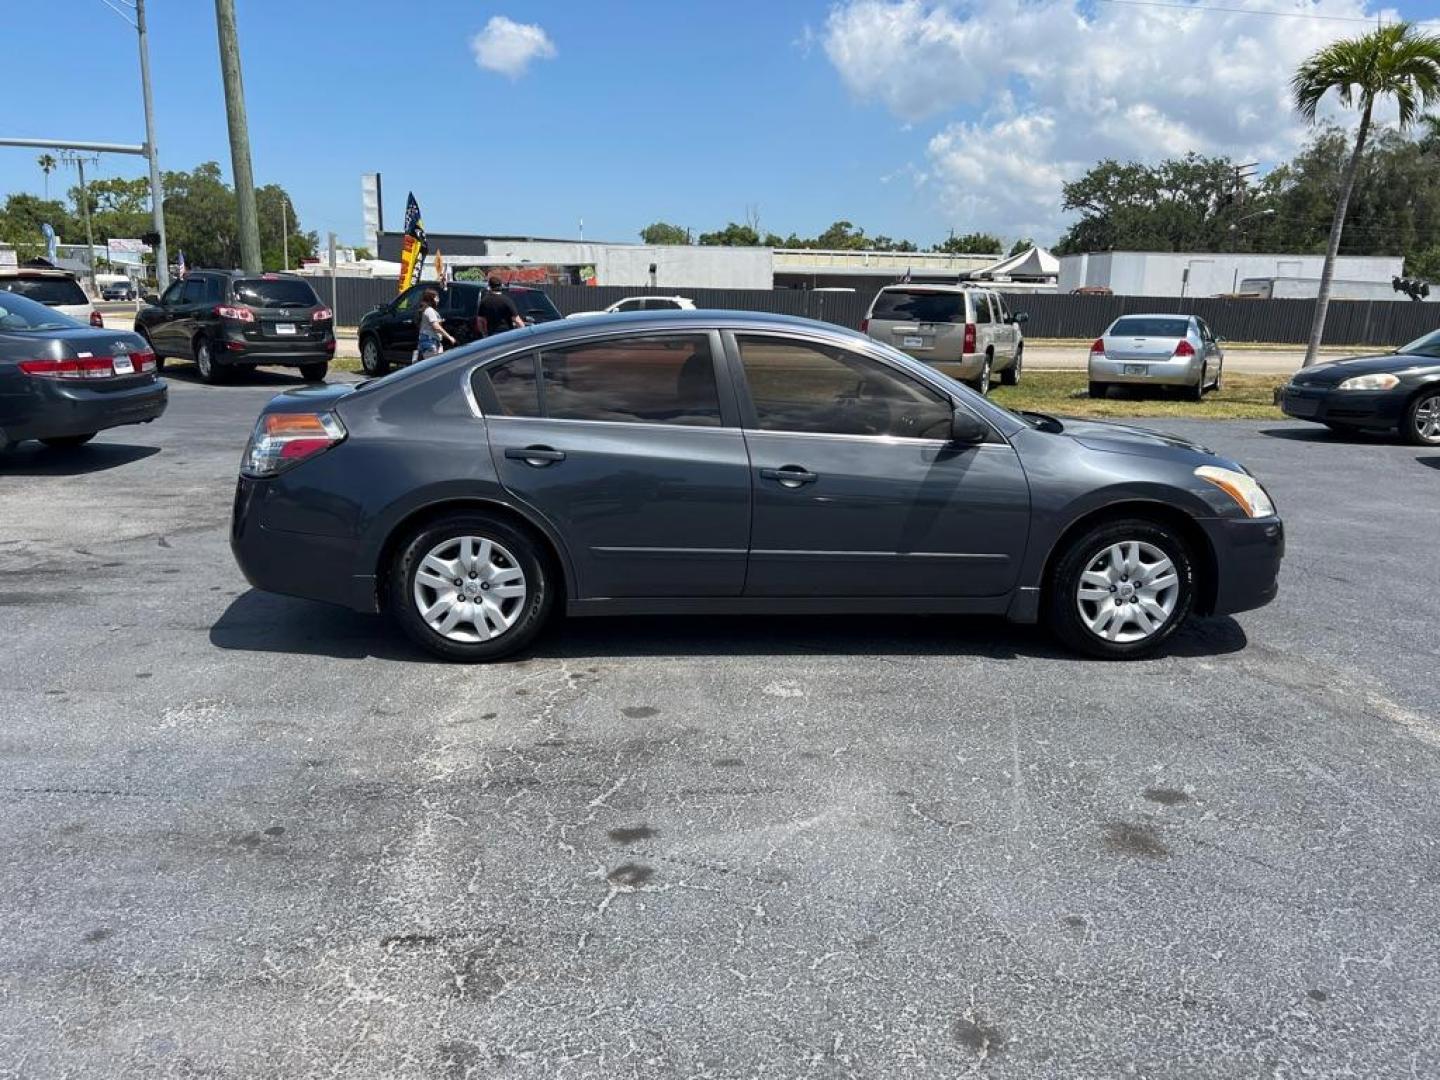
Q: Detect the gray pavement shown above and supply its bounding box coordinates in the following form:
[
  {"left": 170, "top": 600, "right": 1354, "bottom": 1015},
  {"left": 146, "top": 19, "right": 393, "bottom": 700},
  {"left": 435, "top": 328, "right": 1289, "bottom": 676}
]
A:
[{"left": 2, "top": 371, "right": 1439, "bottom": 1078}]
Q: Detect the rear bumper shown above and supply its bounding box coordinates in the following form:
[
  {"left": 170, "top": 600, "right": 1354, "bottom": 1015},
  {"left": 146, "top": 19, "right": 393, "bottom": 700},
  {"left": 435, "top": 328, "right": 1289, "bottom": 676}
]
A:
[
  {"left": 1279, "top": 384, "right": 1406, "bottom": 429},
  {"left": 1198, "top": 515, "right": 1284, "bottom": 617},
  {"left": 1, "top": 377, "right": 167, "bottom": 442},
  {"left": 921, "top": 355, "right": 986, "bottom": 380},
  {"left": 1090, "top": 356, "right": 1203, "bottom": 386},
  {"left": 230, "top": 478, "right": 376, "bottom": 611},
  {"left": 219, "top": 331, "right": 336, "bottom": 367}
]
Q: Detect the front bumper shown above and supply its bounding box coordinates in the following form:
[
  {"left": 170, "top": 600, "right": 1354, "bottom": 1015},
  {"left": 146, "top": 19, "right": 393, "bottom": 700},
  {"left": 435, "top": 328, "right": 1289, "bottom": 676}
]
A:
[
  {"left": 1090, "top": 356, "right": 1203, "bottom": 387},
  {"left": 1198, "top": 515, "right": 1284, "bottom": 617},
  {"left": 1, "top": 377, "right": 167, "bottom": 443},
  {"left": 1279, "top": 383, "right": 1406, "bottom": 429}
]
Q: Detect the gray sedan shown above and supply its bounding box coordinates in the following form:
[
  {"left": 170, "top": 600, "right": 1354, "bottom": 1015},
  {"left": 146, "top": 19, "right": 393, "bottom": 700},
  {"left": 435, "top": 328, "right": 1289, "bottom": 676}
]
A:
[
  {"left": 230, "top": 310, "right": 1281, "bottom": 661},
  {"left": 1089, "top": 314, "right": 1225, "bottom": 400}
]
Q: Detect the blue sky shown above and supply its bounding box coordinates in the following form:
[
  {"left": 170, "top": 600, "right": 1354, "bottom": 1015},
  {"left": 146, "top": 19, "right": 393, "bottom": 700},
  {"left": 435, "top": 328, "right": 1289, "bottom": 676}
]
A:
[{"left": 3, "top": 0, "right": 1436, "bottom": 250}]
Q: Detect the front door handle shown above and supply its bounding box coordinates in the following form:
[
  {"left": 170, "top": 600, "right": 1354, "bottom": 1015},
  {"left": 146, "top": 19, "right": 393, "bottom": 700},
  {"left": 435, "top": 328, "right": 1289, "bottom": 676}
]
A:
[
  {"left": 760, "top": 465, "right": 818, "bottom": 488},
  {"left": 505, "top": 445, "right": 566, "bottom": 467}
]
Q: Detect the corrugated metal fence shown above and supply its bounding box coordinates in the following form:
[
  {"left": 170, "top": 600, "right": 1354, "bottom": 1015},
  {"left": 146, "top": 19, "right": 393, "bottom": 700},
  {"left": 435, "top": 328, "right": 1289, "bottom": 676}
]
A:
[{"left": 317, "top": 275, "right": 1438, "bottom": 346}]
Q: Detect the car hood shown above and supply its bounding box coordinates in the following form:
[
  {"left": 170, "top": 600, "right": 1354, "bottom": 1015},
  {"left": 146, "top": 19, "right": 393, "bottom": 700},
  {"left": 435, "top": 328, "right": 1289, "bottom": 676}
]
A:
[
  {"left": 1057, "top": 416, "right": 1232, "bottom": 465},
  {"left": 1290, "top": 352, "right": 1436, "bottom": 386}
]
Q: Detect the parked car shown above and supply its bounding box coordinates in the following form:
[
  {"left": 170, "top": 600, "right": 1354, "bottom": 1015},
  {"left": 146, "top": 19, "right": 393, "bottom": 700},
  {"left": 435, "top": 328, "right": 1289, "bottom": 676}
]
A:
[
  {"left": 358, "top": 281, "right": 563, "bottom": 376},
  {"left": 1279, "top": 328, "right": 1440, "bottom": 445},
  {"left": 102, "top": 281, "right": 138, "bottom": 301},
  {"left": 861, "top": 284, "right": 1026, "bottom": 393},
  {"left": 0, "top": 265, "right": 103, "bottom": 328},
  {"left": 566, "top": 295, "right": 696, "bottom": 318},
  {"left": 231, "top": 310, "right": 1282, "bottom": 663},
  {"left": 0, "top": 291, "right": 166, "bottom": 451},
  {"left": 134, "top": 270, "right": 334, "bottom": 384},
  {"left": 1089, "top": 314, "right": 1224, "bottom": 401}
]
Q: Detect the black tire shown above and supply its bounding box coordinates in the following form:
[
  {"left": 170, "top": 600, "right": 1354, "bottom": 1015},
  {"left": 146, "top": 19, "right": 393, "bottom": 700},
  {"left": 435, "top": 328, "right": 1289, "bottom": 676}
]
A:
[
  {"left": 1088, "top": 380, "right": 1109, "bottom": 400},
  {"left": 136, "top": 328, "right": 163, "bottom": 369},
  {"left": 194, "top": 336, "right": 224, "bottom": 384},
  {"left": 40, "top": 433, "right": 97, "bottom": 449},
  {"left": 1402, "top": 388, "right": 1440, "bottom": 447},
  {"left": 388, "top": 512, "right": 556, "bottom": 662},
  {"left": 360, "top": 336, "right": 389, "bottom": 377},
  {"left": 1045, "top": 518, "right": 1195, "bottom": 660},
  {"left": 1000, "top": 344, "right": 1022, "bottom": 386},
  {"left": 1323, "top": 421, "right": 1362, "bottom": 436},
  {"left": 299, "top": 362, "right": 329, "bottom": 383},
  {"left": 969, "top": 353, "right": 993, "bottom": 395},
  {"left": 1186, "top": 372, "right": 1205, "bottom": 402}
]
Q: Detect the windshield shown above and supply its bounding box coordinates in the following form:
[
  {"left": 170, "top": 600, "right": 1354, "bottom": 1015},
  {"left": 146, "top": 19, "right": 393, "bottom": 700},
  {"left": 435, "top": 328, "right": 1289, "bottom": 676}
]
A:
[
  {"left": 1397, "top": 330, "right": 1440, "bottom": 358},
  {"left": 0, "top": 291, "right": 85, "bottom": 331},
  {"left": 0, "top": 276, "right": 88, "bottom": 307},
  {"left": 1108, "top": 316, "right": 1191, "bottom": 338},
  {"left": 870, "top": 289, "right": 966, "bottom": 323},
  {"left": 233, "top": 278, "right": 320, "bottom": 308}
]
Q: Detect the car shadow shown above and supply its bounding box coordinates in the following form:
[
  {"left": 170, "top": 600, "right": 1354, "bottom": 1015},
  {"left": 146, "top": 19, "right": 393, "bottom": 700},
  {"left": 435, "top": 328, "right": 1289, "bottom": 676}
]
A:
[
  {"left": 0, "top": 442, "right": 161, "bottom": 476},
  {"left": 1257, "top": 425, "right": 1383, "bottom": 444},
  {"left": 209, "top": 588, "right": 1248, "bottom": 664},
  {"left": 159, "top": 363, "right": 320, "bottom": 388},
  {"left": 1417, "top": 456, "right": 1440, "bottom": 470}
]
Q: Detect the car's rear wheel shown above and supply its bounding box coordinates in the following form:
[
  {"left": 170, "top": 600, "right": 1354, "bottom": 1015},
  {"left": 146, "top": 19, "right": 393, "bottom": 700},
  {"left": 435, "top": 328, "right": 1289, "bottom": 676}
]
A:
[
  {"left": 389, "top": 512, "right": 555, "bottom": 662},
  {"left": 1403, "top": 389, "right": 1440, "bottom": 447},
  {"left": 1088, "top": 380, "right": 1109, "bottom": 400},
  {"left": 970, "top": 353, "right": 993, "bottom": 395},
  {"left": 194, "top": 337, "right": 224, "bottom": 384},
  {"left": 1186, "top": 372, "right": 1205, "bottom": 402},
  {"left": 1046, "top": 518, "right": 1194, "bottom": 659},
  {"left": 360, "top": 336, "right": 388, "bottom": 377},
  {"left": 136, "top": 329, "right": 163, "bottom": 370},
  {"left": 300, "top": 362, "right": 329, "bottom": 382},
  {"left": 1000, "top": 344, "right": 1022, "bottom": 386},
  {"left": 40, "top": 433, "right": 96, "bottom": 449}
]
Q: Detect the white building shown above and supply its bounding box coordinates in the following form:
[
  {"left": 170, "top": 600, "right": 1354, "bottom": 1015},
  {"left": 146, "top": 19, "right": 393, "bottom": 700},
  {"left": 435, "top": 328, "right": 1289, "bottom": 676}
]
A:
[{"left": 1059, "top": 251, "right": 1405, "bottom": 298}]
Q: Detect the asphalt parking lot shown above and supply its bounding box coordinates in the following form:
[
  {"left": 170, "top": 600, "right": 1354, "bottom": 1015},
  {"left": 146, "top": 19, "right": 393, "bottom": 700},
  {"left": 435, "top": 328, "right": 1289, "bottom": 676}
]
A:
[{"left": 3, "top": 369, "right": 1438, "bottom": 1078}]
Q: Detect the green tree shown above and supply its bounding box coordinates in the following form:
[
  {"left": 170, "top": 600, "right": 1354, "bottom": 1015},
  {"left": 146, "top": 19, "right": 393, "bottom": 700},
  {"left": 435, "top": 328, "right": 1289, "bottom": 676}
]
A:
[
  {"left": 69, "top": 176, "right": 151, "bottom": 244},
  {"left": 639, "top": 221, "right": 691, "bottom": 245},
  {"left": 1291, "top": 22, "right": 1440, "bottom": 365},
  {"left": 162, "top": 162, "right": 239, "bottom": 269},
  {"left": 1054, "top": 155, "right": 1241, "bottom": 254},
  {"left": 697, "top": 221, "right": 761, "bottom": 246},
  {"left": 0, "top": 193, "right": 76, "bottom": 258},
  {"left": 932, "top": 231, "right": 1003, "bottom": 254},
  {"left": 1008, "top": 237, "right": 1034, "bottom": 256},
  {"left": 36, "top": 154, "right": 56, "bottom": 199},
  {"left": 255, "top": 184, "right": 317, "bottom": 271}
]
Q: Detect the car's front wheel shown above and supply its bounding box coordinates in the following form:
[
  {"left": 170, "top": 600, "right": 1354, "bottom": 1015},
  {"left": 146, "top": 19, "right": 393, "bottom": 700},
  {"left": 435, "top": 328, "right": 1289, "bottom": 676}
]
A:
[
  {"left": 1046, "top": 519, "right": 1195, "bottom": 659},
  {"left": 389, "top": 512, "right": 556, "bottom": 662},
  {"left": 300, "top": 362, "right": 329, "bottom": 382},
  {"left": 360, "top": 336, "right": 389, "bottom": 377},
  {"left": 970, "top": 353, "right": 993, "bottom": 395},
  {"left": 39, "top": 433, "right": 97, "bottom": 449},
  {"left": 1404, "top": 388, "right": 1440, "bottom": 447}
]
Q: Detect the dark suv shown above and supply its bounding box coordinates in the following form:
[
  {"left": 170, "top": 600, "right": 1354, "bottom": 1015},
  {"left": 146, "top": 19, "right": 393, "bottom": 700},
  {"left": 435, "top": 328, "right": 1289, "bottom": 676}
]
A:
[
  {"left": 135, "top": 270, "right": 335, "bottom": 383},
  {"left": 357, "top": 280, "right": 562, "bottom": 376}
]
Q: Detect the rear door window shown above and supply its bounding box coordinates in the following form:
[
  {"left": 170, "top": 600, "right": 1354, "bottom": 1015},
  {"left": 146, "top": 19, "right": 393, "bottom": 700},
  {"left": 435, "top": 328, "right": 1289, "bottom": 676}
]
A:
[
  {"left": 0, "top": 275, "right": 88, "bottom": 306},
  {"left": 539, "top": 334, "right": 721, "bottom": 426},
  {"left": 1109, "top": 317, "right": 1191, "bottom": 337},
  {"left": 233, "top": 278, "right": 319, "bottom": 308},
  {"left": 869, "top": 290, "right": 965, "bottom": 324},
  {"left": 973, "top": 293, "right": 992, "bottom": 324}
]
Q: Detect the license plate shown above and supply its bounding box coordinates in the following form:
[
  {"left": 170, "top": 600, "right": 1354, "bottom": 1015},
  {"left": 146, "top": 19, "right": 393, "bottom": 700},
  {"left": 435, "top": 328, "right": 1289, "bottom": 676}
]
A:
[
  {"left": 902, "top": 335, "right": 925, "bottom": 348},
  {"left": 1284, "top": 394, "right": 1319, "bottom": 417},
  {"left": 275, "top": 323, "right": 297, "bottom": 335},
  {"left": 112, "top": 355, "right": 134, "bottom": 375},
  {"left": 1124, "top": 364, "right": 1148, "bottom": 375}
]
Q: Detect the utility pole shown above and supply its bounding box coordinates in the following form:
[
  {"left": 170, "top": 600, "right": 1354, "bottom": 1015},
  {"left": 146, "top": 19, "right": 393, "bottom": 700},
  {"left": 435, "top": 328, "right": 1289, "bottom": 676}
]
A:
[
  {"left": 61, "top": 151, "right": 100, "bottom": 294},
  {"left": 214, "top": 0, "right": 261, "bottom": 273},
  {"left": 134, "top": 0, "right": 170, "bottom": 290},
  {"left": 280, "top": 197, "right": 289, "bottom": 270}
]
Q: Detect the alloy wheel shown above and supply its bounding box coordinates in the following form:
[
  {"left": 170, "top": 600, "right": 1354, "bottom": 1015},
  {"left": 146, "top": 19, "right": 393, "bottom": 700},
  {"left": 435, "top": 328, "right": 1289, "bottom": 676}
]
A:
[
  {"left": 1075, "top": 540, "right": 1180, "bottom": 643},
  {"left": 362, "top": 339, "right": 382, "bottom": 375},
  {"left": 196, "top": 340, "right": 213, "bottom": 380},
  {"left": 411, "top": 535, "right": 528, "bottom": 643},
  {"left": 1412, "top": 394, "right": 1440, "bottom": 444},
  {"left": 976, "top": 356, "right": 992, "bottom": 395}
]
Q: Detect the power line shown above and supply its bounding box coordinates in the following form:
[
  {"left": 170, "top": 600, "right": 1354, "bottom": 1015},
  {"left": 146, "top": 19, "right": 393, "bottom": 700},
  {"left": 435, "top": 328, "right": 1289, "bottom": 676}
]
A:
[{"left": 1090, "top": 0, "right": 1391, "bottom": 24}]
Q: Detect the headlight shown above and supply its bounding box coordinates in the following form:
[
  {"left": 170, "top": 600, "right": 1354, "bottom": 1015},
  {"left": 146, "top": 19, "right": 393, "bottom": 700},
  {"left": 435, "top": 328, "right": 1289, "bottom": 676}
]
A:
[
  {"left": 1336, "top": 373, "right": 1400, "bottom": 391},
  {"left": 1195, "top": 465, "right": 1276, "bottom": 518}
]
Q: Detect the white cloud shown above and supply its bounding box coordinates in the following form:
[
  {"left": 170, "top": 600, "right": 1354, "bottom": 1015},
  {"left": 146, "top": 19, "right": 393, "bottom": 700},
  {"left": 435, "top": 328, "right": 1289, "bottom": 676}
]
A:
[
  {"left": 823, "top": 0, "right": 1440, "bottom": 238},
  {"left": 470, "top": 15, "right": 556, "bottom": 79}
]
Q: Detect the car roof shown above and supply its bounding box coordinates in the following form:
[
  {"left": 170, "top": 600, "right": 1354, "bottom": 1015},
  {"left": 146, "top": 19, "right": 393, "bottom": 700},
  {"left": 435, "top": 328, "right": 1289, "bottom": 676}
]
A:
[
  {"left": 187, "top": 269, "right": 311, "bottom": 280},
  {"left": 1112, "top": 313, "right": 1196, "bottom": 320},
  {"left": 494, "top": 307, "right": 870, "bottom": 344},
  {"left": 877, "top": 283, "right": 989, "bottom": 293},
  {"left": 0, "top": 267, "right": 76, "bottom": 279}
]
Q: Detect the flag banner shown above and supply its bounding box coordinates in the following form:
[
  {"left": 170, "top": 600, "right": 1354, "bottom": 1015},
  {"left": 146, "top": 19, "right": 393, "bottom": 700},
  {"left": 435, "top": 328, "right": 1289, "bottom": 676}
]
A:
[
  {"left": 176, "top": 249, "right": 187, "bottom": 277},
  {"left": 433, "top": 248, "right": 448, "bottom": 285},
  {"left": 397, "top": 192, "right": 428, "bottom": 293}
]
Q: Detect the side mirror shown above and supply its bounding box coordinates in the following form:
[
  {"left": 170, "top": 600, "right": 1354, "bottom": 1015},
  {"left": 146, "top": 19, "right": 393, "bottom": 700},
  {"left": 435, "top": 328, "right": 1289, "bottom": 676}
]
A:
[
  {"left": 1015, "top": 312, "right": 1030, "bottom": 324},
  {"left": 142, "top": 293, "right": 159, "bottom": 305},
  {"left": 950, "top": 407, "right": 989, "bottom": 444}
]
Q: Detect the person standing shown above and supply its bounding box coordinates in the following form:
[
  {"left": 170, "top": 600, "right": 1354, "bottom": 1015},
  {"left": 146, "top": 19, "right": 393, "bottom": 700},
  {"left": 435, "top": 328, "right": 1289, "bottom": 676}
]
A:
[
  {"left": 478, "top": 275, "right": 524, "bottom": 337},
  {"left": 415, "top": 288, "right": 455, "bottom": 361}
]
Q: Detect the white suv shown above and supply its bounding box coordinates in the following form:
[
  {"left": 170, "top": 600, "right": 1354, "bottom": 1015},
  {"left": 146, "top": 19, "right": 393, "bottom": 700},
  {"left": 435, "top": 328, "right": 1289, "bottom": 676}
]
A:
[
  {"left": 567, "top": 295, "right": 696, "bottom": 319},
  {"left": 862, "top": 284, "right": 1027, "bottom": 394},
  {"left": 0, "top": 266, "right": 102, "bottom": 328}
]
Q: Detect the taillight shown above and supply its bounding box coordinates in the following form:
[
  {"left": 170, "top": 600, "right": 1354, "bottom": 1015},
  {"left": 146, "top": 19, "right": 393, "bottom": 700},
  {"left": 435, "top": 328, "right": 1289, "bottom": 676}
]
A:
[
  {"left": 963, "top": 323, "right": 977, "bottom": 353},
  {"left": 241, "top": 411, "right": 346, "bottom": 478},
  {"left": 215, "top": 305, "right": 256, "bottom": 322},
  {"left": 89, "top": 310, "right": 104, "bottom": 328},
  {"left": 1090, "top": 337, "right": 1105, "bottom": 357},
  {"left": 860, "top": 318, "right": 869, "bottom": 334},
  {"left": 20, "top": 352, "right": 155, "bottom": 379},
  {"left": 311, "top": 307, "right": 332, "bottom": 322},
  {"left": 1173, "top": 339, "right": 1196, "bottom": 358}
]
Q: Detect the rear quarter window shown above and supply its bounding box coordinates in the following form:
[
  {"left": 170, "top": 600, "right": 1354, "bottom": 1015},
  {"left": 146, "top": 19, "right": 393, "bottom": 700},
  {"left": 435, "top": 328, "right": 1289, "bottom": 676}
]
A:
[
  {"left": 1, "top": 276, "right": 88, "bottom": 306},
  {"left": 869, "top": 290, "right": 965, "bottom": 323}
]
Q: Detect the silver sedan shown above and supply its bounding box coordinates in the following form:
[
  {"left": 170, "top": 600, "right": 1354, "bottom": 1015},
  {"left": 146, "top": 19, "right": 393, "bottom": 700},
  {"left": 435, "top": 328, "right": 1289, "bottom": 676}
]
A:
[{"left": 1089, "top": 314, "right": 1224, "bottom": 401}]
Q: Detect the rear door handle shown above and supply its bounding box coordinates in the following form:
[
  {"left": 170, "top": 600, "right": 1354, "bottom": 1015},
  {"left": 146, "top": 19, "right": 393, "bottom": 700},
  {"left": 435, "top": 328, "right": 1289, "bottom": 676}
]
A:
[
  {"left": 505, "top": 445, "right": 566, "bottom": 467},
  {"left": 760, "top": 465, "right": 818, "bottom": 488}
]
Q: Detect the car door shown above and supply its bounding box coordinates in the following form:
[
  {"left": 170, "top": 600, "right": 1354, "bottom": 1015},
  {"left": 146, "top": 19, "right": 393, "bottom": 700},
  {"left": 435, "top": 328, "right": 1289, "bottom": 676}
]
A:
[
  {"left": 972, "top": 291, "right": 998, "bottom": 363},
  {"left": 729, "top": 331, "right": 1031, "bottom": 597},
  {"left": 383, "top": 285, "right": 426, "bottom": 361},
  {"left": 171, "top": 275, "right": 212, "bottom": 359},
  {"left": 475, "top": 329, "right": 751, "bottom": 597},
  {"left": 1196, "top": 318, "right": 1221, "bottom": 380},
  {"left": 147, "top": 280, "right": 186, "bottom": 354},
  {"left": 992, "top": 292, "right": 1019, "bottom": 363}
]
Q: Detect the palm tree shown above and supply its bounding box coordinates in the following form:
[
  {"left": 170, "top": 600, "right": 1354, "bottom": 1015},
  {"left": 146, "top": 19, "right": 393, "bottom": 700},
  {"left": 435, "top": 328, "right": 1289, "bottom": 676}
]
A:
[
  {"left": 36, "top": 153, "right": 56, "bottom": 199},
  {"left": 1292, "top": 22, "right": 1440, "bottom": 367}
]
